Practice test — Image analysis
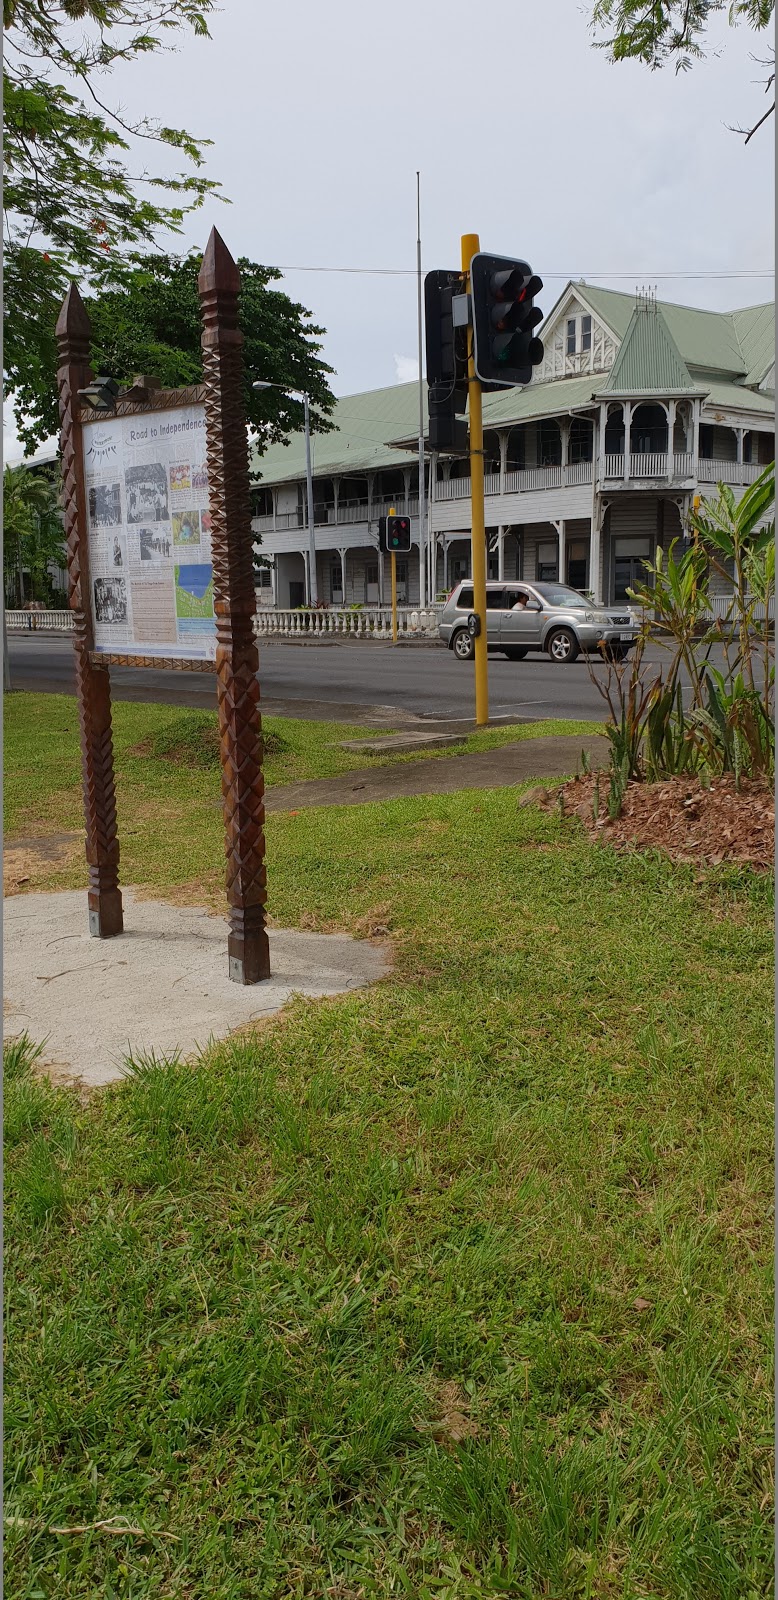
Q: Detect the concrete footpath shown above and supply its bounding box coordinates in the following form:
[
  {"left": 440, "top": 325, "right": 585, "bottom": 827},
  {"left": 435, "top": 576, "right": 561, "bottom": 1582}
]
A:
[{"left": 265, "top": 733, "right": 609, "bottom": 812}]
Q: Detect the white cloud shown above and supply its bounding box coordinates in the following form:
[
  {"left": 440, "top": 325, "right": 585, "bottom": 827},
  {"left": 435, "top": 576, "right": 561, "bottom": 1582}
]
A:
[{"left": 394, "top": 355, "right": 419, "bottom": 384}]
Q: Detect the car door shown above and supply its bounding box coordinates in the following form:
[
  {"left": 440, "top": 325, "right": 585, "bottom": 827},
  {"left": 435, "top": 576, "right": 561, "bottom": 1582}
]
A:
[
  {"left": 499, "top": 587, "right": 543, "bottom": 648},
  {"left": 484, "top": 587, "right": 507, "bottom": 644}
]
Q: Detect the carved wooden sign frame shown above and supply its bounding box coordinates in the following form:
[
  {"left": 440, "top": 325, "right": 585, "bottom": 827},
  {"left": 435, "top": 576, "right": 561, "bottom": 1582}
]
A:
[{"left": 55, "top": 229, "right": 270, "bottom": 984}]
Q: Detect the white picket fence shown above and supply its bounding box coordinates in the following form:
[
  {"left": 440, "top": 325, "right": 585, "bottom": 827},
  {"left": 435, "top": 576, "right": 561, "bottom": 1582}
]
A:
[{"left": 6, "top": 605, "right": 444, "bottom": 640}]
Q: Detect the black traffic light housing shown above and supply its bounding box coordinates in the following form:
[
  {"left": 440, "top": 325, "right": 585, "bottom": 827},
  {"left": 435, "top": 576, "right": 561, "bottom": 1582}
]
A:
[
  {"left": 378, "top": 514, "right": 412, "bottom": 554},
  {"left": 471, "top": 254, "right": 544, "bottom": 387},
  {"left": 424, "top": 269, "right": 468, "bottom": 453}
]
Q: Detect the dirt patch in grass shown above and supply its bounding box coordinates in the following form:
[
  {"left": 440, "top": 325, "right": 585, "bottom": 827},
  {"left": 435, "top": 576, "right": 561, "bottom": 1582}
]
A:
[
  {"left": 3, "top": 833, "right": 84, "bottom": 895},
  {"left": 549, "top": 772, "right": 775, "bottom": 870}
]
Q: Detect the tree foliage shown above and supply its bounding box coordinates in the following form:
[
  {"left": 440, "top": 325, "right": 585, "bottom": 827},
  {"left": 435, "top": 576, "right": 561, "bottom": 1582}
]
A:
[
  {"left": 3, "top": 465, "right": 66, "bottom": 605},
  {"left": 4, "top": 1, "right": 222, "bottom": 451},
  {"left": 17, "top": 252, "right": 335, "bottom": 455},
  {"left": 590, "top": 0, "right": 775, "bottom": 139}
]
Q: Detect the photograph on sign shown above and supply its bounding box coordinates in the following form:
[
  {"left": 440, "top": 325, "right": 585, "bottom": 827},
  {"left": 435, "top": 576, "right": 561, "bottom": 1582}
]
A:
[{"left": 82, "top": 404, "right": 216, "bottom": 660}]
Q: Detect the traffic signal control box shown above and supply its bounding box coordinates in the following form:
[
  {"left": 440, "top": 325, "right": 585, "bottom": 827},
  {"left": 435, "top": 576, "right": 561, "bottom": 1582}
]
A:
[
  {"left": 424, "top": 269, "right": 468, "bottom": 453},
  {"left": 378, "top": 515, "right": 412, "bottom": 554},
  {"left": 470, "top": 254, "right": 544, "bottom": 387}
]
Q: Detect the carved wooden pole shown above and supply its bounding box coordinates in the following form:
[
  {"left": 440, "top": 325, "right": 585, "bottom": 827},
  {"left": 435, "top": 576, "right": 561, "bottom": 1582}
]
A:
[
  {"left": 198, "top": 230, "right": 270, "bottom": 983},
  {"left": 56, "top": 285, "right": 123, "bottom": 938}
]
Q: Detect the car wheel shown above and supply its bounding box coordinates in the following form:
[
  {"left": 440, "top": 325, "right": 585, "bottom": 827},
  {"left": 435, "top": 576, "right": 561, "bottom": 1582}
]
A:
[
  {"left": 452, "top": 629, "right": 474, "bottom": 661},
  {"left": 546, "top": 627, "right": 579, "bottom": 664},
  {"left": 503, "top": 648, "right": 528, "bottom": 660}
]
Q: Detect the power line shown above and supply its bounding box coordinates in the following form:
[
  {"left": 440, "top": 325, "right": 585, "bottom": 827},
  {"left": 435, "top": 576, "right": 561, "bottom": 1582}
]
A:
[{"left": 277, "top": 264, "right": 774, "bottom": 280}]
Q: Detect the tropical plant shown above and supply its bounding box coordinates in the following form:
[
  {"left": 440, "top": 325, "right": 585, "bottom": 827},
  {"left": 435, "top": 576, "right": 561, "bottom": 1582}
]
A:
[
  {"left": 3, "top": 465, "right": 66, "bottom": 605},
  {"left": 589, "top": 462, "right": 775, "bottom": 806}
]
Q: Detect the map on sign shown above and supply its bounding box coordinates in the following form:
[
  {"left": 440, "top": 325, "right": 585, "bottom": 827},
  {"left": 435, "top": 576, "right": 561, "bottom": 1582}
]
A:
[{"left": 82, "top": 404, "right": 216, "bottom": 660}]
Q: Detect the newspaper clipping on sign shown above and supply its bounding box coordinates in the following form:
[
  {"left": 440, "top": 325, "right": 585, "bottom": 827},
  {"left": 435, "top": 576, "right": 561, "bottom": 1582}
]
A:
[{"left": 82, "top": 404, "right": 217, "bottom": 660}]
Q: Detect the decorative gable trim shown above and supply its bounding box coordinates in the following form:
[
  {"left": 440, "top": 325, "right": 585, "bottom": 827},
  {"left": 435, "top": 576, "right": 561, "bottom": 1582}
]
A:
[{"left": 537, "top": 282, "right": 621, "bottom": 383}]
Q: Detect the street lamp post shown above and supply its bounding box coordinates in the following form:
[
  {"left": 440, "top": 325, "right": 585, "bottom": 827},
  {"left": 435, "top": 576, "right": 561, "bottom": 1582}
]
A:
[{"left": 253, "top": 381, "right": 317, "bottom": 606}]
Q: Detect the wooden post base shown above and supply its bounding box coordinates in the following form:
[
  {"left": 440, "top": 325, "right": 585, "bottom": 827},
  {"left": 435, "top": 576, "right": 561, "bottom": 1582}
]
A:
[
  {"left": 227, "top": 925, "right": 271, "bottom": 985},
  {"left": 87, "top": 890, "right": 124, "bottom": 940}
]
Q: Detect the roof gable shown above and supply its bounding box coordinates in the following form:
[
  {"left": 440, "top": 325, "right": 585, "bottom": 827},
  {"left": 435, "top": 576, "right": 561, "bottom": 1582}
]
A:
[
  {"left": 604, "top": 302, "right": 696, "bottom": 394},
  {"left": 536, "top": 283, "right": 620, "bottom": 382}
]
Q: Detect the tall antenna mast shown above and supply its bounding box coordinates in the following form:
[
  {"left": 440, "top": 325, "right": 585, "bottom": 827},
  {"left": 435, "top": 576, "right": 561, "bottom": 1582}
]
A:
[{"left": 416, "top": 171, "right": 427, "bottom": 609}]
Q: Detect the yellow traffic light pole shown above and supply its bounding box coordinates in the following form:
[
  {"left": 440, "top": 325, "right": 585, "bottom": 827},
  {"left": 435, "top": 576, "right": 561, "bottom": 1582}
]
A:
[
  {"left": 388, "top": 505, "right": 398, "bottom": 642},
  {"left": 461, "top": 233, "right": 489, "bottom": 726}
]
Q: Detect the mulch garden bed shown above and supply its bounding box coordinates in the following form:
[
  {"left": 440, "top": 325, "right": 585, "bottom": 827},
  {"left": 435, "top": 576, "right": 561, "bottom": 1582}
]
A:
[{"left": 539, "top": 772, "right": 775, "bottom": 871}]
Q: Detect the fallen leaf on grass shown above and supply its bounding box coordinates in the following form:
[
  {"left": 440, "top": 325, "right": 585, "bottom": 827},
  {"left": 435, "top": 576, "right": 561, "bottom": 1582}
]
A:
[{"left": 633, "top": 1297, "right": 653, "bottom": 1312}]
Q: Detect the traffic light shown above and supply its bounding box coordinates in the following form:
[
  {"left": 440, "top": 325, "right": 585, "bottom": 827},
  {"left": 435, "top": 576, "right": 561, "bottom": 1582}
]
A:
[
  {"left": 470, "top": 254, "right": 544, "bottom": 387},
  {"left": 378, "top": 515, "right": 412, "bottom": 554},
  {"left": 424, "top": 269, "right": 468, "bottom": 453}
]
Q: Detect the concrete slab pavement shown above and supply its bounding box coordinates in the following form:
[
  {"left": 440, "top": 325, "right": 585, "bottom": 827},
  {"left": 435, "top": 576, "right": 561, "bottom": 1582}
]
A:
[
  {"left": 4, "top": 890, "right": 390, "bottom": 1088},
  {"left": 265, "top": 733, "right": 609, "bottom": 812}
]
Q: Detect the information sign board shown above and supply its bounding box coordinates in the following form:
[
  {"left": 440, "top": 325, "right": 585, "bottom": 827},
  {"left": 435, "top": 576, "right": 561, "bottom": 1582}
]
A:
[{"left": 82, "top": 403, "right": 216, "bottom": 660}]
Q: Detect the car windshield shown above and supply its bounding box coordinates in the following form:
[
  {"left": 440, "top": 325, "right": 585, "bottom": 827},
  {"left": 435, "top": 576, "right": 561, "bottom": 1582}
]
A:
[{"left": 532, "top": 584, "right": 590, "bottom": 610}]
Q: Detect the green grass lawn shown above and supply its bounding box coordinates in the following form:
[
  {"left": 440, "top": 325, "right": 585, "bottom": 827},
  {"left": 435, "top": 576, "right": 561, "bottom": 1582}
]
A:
[
  {"left": 4, "top": 694, "right": 601, "bottom": 903},
  {"left": 3, "top": 695, "right": 773, "bottom": 1599}
]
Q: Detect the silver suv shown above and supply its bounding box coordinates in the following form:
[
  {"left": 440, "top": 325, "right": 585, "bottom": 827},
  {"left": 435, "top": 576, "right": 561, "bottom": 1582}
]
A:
[{"left": 438, "top": 580, "right": 639, "bottom": 664}]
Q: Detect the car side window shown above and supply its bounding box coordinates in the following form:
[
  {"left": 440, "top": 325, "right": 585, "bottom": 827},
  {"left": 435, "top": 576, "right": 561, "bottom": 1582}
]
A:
[
  {"left": 456, "top": 588, "right": 474, "bottom": 610},
  {"left": 485, "top": 590, "right": 506, "bottom": 610},
  {"left": 504, "top": 588, "right": 529, "bottom": 609}
]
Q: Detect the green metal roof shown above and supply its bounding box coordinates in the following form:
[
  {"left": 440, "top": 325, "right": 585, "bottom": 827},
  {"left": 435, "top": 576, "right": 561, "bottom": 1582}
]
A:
[
  {"left": 577, "top": 283, "right": 752, "bottom": 374},
  {"left": 697, "top": 378, "right": 776, "bottom": 416},
  {"left": 603, "top": 302, "right": 696, "bottom": 394},
  {"left": 731, "top": 302, "right": 776, "bottom": 386},
  {"left": 251, "top": 382, "right": 425, "bottom": 484},
  {"left": 253, "top": 281, "right": 774, "bottom": 487}
]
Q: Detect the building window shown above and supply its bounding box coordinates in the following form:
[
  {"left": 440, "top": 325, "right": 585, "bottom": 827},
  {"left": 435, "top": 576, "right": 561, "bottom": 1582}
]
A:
[
  {"left": 581, "top": 315, "right": 592, "bottom": 353},
  {"left": 699, "top": 424, "right": 714, "bottom": 459},
  {"left": 366, "top": 563, "right": 379, "bottom": 586},
  {"left": 331, "top": 564, "right": 343, "bottom": 601},
  {"left": 254, "top": 564, "right": 272, "bottom": 589},
  {"left": 539, "top": 421, "right": 562, "bottom": 467},
  {"left": 537, "top": 542, "right": 558, "bottom": 582},
  {"left": 566, "top": 318, "right": 576, "bottom": 356},
  {"left": 569, "top": 418, "right": 593, "bottom": 464}
]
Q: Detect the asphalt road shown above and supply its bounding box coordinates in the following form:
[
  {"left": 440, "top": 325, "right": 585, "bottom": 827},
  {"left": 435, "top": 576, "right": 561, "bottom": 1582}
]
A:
[{"left": 6, "top": 631, "right": 727, "bottom": 726}]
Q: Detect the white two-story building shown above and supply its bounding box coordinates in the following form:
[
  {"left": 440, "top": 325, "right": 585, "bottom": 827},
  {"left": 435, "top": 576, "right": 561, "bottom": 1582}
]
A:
[{"left": 250, "top": 282, "right": 774, "bottom": 609}]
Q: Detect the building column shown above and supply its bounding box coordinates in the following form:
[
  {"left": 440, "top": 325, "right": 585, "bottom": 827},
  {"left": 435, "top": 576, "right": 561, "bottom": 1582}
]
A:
[
  {"left": 403, "top": 466, "right": 412, "bottom": 510},
  {"left": 623, "top": 401, "right": 632, "bottom": 482},
  {"left": 332, "top": 477, "right": 339, "bottom": 525},
  {"left": 272, "top": 489, "right": 277, "bottom": 533},
  {"left": 736, "top": 428, "right": 744, "bottom": 469},
  {"left": 591, "top": 500, "right": 605, "bottom": 604},
  {"left": 692, "top": 400, "right": 701, "bottom": 472},
  {"left": 552, "top": 519, "right": 566, "bottom": 585},
  {"left": 338, "top": 547, "right": 347, "bottom": 607},
  {"left": 668, "top": 399, "right": 676, "bottom": 473},
  {"left": 497, "top": 525, "right": 506, "bottom": 580},
  {"left": 560, "top": 420, "right": 569, "bottom": 477},
  {"left": 367, "top": 472, "right": 375, "bottom": 524},
  {"left": 597, "top": 403, "right": 607, "bottom": 484},
  {"left": 271, "top": 559, "right": 278, "bottom": 608},
  {"left": 499, "top": 433, "right": 508, "bottom": 497}
]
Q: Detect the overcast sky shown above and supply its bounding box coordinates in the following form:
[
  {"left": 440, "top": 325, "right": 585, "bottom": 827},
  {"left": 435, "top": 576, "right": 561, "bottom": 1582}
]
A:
[{"left": 5, "top": 0, "right": 774, "bottom": 456}]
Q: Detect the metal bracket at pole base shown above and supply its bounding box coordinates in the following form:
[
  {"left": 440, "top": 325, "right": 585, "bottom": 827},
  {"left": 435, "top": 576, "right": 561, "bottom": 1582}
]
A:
[
  {"left": 87, "top": 891, "right": 124, "bottom": 939},
  {"left": 228, "top": 931, "right": 271, "bottom": 986}
]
